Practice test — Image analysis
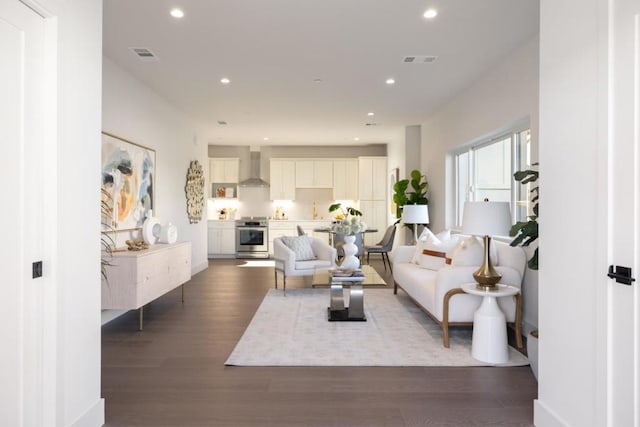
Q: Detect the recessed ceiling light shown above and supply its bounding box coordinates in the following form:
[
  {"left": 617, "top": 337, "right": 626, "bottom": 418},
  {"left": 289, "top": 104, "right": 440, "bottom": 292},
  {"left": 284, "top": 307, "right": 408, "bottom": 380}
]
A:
[
  {"left": 367, "top": 112, "right": 375, "bottom": 116},
  {"left": 423, "top": 8, "right": 438, "bottom": 19},
  {"left": 386, "top": 78, "right": 395, "bottom": 85},
  {"left": 170, "top": 8, "right": 184, "bottom": 18},
  {"left": 220, "top": 78, "right": 230, "bottom": 84},
  {"left": 354, "top": 137, "right": 360, "bottom": 141},
  {"left": 263, "top": 137, "right": 269, "bottom": 141}
]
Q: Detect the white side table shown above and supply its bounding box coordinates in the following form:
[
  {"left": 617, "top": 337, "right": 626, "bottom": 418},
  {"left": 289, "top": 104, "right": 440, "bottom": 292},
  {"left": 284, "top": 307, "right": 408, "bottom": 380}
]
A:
[{"left": 461, "top": 283, "right": 520, "bottom": 364}]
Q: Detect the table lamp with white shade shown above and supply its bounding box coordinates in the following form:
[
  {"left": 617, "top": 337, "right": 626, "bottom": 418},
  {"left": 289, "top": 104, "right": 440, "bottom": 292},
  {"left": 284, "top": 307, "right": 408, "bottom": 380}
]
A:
[
  {"left": 461, "top": 200, "right": 512, "bottom": 290},
  {"left": 402, "top": 204, "right": 429, "bottom": 245}
]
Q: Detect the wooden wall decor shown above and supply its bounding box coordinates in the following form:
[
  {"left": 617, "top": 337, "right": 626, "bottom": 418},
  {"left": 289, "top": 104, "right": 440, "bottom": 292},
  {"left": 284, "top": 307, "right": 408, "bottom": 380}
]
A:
[{"left": 185, "top": 160, "right": 205, "bottom": 223}]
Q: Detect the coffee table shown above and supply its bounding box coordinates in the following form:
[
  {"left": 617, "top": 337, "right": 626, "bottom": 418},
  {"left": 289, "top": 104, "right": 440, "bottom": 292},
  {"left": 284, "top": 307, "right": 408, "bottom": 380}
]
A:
[{"left": 312, "top": 265, "right": 386, "bottom": 322}]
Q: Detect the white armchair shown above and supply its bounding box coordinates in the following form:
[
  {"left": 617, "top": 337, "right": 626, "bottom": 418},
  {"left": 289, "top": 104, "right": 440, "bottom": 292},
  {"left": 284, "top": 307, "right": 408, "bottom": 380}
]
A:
[{"left": 273, "top": 236, "right": 337, "bottom": 294}]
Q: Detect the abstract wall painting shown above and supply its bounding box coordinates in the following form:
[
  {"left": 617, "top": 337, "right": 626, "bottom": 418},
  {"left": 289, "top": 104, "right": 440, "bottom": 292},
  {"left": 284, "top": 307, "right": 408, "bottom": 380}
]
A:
[{"left": 101, "top": 132, "right": 156, "bottom": 231}]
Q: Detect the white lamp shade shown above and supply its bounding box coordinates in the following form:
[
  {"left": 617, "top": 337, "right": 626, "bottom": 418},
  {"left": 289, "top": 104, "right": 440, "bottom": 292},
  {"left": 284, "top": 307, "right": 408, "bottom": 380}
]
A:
[
  {"left": 461, "top": 201, "right": 511, "bottom": 236},
  {"left": 402, "top": 204, "right": 429, "bottom": 224}
]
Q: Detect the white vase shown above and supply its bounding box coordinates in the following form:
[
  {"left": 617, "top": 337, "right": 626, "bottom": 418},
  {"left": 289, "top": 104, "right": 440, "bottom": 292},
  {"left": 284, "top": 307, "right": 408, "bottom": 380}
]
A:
[{"left": 340, "top": 234, "right": 360, "bottom": 269}]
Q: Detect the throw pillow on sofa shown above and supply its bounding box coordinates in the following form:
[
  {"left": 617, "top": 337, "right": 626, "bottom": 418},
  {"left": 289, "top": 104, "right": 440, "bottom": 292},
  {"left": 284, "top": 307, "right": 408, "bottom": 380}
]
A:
[
  {"left": 450, "top": 236, "right": 498, "bottom": 266},
  {"left": 281, "top": 235, "right": 316, "bottom": 261},
  {"left": 411, "top": 229, "right": 453, "bottom": 264},
  {"left": 418, "top": 234, "right": 458, "bottom": 270}
]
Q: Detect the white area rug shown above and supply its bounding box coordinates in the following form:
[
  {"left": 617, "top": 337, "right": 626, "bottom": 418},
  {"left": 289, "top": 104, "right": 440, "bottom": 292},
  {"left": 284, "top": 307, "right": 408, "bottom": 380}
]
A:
[{"left": 225, "top": 288, "right": 529, "bottom": 367}]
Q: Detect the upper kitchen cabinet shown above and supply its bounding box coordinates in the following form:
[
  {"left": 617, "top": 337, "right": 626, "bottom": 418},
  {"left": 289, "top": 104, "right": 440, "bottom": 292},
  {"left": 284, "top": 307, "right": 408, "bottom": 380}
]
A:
[
  {"left": 270, "top": 159, "right": 296, "bottom": 200},
  {"left": 358, "top": 157, "right": 387, "bottom": 200},
  {"left": 209, "top": 158, "right": 239, "bottom": 183},
  {"left": 333, "top": 159, "right": 358, "bottom": 200},
  {"left": 295, "top": 160, "right": 333, "bottom": 188},
  {"left": 210, "top": 157, "right": 240, "bottom": 198}
]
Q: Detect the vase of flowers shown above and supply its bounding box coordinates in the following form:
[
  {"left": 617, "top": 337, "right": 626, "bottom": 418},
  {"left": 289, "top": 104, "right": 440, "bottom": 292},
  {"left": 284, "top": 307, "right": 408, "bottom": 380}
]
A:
[{"left": 329, "top": 203, "right": 367, "bottom": 269}]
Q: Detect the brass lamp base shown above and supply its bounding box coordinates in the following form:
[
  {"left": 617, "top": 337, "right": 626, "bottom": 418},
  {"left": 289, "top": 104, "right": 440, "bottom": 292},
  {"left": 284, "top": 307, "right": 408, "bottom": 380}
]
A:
[{"left": 473, "top": 235, "right": 502, "bottom": 291}]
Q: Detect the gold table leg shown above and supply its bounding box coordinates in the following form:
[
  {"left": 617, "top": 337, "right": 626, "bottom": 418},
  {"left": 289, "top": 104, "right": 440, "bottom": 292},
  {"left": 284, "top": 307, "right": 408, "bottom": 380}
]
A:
[{"left": 138, "top": 306, "right": 144, "bottom": 331}]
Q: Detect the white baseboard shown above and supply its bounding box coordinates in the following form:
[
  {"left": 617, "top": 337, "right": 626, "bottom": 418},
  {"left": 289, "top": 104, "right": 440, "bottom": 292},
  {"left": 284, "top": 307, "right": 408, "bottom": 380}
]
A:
[
  {"left": 70, "top": 398, "right": 104, "bottom": 427},
  {"left": 523, "top": 321, "right": 538, "bottom": 336},
  {"left": 192, "top": 260, "right": 208, "bottom": 275},
  {"left": 534, "top": 399, "right": 570, "bottom": 427},
  {"left": 101, "top": 309, "right": 128, "bottom": 325}
]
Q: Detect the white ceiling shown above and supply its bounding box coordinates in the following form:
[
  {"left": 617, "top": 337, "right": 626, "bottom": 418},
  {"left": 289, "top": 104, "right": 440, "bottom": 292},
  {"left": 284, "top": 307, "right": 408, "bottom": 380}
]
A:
[{"left": 103, "top": 0, "right": 539, "bottom": 146}]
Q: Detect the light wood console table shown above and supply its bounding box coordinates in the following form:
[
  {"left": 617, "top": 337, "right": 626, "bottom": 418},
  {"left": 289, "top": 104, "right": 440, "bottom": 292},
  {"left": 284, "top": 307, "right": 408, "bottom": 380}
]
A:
[{"left": 102, "top": 241, "right": 192, "bottom": 330}]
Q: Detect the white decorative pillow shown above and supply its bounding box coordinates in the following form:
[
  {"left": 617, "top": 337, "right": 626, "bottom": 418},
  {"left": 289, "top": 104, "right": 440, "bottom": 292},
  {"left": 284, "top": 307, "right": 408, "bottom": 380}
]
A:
[
  {"left": 281, "top": 236, "right": 316, "bottom": 261},
  {"left": 450, "top": 236, "right": 484, "bottom": 266},
  {"left": 411, "top": 229, "right": 456, "bottom": 265},
  {"left": 450, "top": 236, "right": 498, "bottom": 266},
  {"left": 411, "top": 228, "right": 436, "bottom": 264},
  {"left": 418, "top": 233, "right": 462, "bottom": 269},
  {"left": 418, "top": 235, "right": 447, "bottom": 270}
]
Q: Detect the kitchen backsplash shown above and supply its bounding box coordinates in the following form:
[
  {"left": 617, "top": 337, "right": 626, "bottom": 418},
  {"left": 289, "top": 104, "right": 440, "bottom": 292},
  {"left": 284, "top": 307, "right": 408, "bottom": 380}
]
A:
[{"left": 207, "top": 187, "right": 357, "bottom": 221}]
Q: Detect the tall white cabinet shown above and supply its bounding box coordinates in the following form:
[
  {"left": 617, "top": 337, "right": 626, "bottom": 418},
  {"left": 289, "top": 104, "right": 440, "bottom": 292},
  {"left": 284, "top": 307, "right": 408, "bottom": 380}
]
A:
[
  {"left": 333, "top": 159, "right": 359, "bottom": 200},
  {"left": 270, "top": 159, "right": 296, "bottom": 200},
  {"left": 358, "top": 156, "right": 387, "bottom": 244}
]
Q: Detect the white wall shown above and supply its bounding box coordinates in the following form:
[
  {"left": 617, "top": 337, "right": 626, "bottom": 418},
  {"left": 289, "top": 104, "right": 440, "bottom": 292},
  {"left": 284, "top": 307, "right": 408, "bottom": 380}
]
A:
[
  {"left": 22, "top": 0, "right": 105, "bottom": 425},
  {"left": 535, "top": 0, "right": 606, "bottom": 425},
  {"left": 418, "top": 37, "right": 540, "bottom": 333},
  {"left": 421, "top": 36, "right": 540, "bottom": 233},
  {"left": 102, "top": 58, "right": 209, "bottom": 274}
]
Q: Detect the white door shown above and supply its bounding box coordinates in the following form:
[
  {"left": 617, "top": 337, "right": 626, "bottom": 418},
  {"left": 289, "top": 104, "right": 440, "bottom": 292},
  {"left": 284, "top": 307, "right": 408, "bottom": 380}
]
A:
[
  {"left": 0, "top": 1, "right": 46, "bottom": 425},
  {"left": 608, "top": 0, "right": 640, "bottom": 425}
]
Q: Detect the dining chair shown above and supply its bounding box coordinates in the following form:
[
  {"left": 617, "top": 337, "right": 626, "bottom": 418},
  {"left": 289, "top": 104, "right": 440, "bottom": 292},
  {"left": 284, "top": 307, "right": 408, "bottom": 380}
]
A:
[{"left": 364, "top": 224, "right": 396, "bottom": 272}]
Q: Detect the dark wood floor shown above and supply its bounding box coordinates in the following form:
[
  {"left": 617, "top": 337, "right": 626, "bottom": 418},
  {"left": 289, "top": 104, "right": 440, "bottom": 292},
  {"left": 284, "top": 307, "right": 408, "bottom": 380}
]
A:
[{"left": 101, "top": 258, "right": 537, "bottom": 426}]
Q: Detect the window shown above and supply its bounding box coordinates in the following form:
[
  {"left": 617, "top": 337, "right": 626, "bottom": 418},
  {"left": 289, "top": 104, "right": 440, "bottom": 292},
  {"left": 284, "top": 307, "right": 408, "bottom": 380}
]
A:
[{"left": 455, "top": 127, "right": 531, "bottom": 228}]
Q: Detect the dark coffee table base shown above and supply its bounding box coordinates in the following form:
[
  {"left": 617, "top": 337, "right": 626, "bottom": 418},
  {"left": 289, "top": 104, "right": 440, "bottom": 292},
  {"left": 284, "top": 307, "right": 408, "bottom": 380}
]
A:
[{"left": 327, "top": 307, "right": 367, "bottom": 322}]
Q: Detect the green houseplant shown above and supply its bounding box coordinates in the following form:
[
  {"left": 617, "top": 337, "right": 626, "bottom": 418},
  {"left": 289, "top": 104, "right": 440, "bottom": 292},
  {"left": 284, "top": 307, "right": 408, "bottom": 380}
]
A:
[
  {"left": 509, "top": 164, "right": 539, "bottom": 380},
  {"left": 392, "top": 170, "right": 429, "bottom": 237},
  {"left": 509, "top": 164, "right": 538, "bottom": 270}
]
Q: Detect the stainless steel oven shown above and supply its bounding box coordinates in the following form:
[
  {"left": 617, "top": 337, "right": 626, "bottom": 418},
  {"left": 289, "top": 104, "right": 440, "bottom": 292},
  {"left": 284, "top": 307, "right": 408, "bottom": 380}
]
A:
[{"left": 235, "top": 217, "right": 269, "bottom": 258}]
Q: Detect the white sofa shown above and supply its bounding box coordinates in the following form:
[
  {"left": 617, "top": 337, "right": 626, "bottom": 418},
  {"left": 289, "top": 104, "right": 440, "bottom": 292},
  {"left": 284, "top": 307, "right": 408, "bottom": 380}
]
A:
[
  {"left": 392, "top": 236, "right": 526, "bottom": 348},
  {"left": 273, "top": 236, "right": 337, "bottom": 294}
]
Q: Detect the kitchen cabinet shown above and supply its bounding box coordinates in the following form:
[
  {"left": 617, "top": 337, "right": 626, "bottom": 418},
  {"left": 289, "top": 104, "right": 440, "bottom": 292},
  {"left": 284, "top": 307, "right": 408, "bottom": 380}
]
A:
[
  {"left": 268, "top": 221, "right": 296, "bottom": 256},
  {"left": 358, "top": 157, "right": 387, "bottom": 200},
  {"left": 209, "top": 158, "right": 239, "bottom": 183},
  {"left": 207, "top": 221, "right": 236, "bottom": 257},
  {"left": 295, "top": 160, "right": 333, "bottom": 188},
  {"left": 210, "top": 157, "right": 239, "bottom": 198},
  {"left": 332, "top": 159, "right": 359, "bottom": 200},
  {"left": 270, "top": 159, "right": 296, "bottom": 200},
  {"left": 359, "top": 200, "right": 387, "bottom": 245}
]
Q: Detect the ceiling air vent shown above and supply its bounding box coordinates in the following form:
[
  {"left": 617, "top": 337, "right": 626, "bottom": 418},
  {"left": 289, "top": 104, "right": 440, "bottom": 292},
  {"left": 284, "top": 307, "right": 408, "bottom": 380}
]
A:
[
  {"left": 365, "top": 122, "right": 380, "bottom": 127},
  {"left": 403, "top": 55, "right": 438, "bottom": 63},
  {"left": 129, "top": 47, "right": 158, "bottom": 61},
  {"left": 217, "top": 120, "right": 228, "bottom": 125}
]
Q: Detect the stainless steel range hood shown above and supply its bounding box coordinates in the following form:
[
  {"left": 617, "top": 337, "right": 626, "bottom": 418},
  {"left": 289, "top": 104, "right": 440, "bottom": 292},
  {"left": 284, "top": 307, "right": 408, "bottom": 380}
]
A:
[{"left": 238, "top": 150, "right": 270, "bottom": 187}]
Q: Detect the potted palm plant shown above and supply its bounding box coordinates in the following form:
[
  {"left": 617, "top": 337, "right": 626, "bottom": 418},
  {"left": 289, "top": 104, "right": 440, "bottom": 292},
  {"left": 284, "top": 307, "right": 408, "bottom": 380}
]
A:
[
  {"left": 509, "top": 163, "right": 538, "bottom": 379},
  {"left": 392, "top": 169, "right": 429, "bottom": 241}
]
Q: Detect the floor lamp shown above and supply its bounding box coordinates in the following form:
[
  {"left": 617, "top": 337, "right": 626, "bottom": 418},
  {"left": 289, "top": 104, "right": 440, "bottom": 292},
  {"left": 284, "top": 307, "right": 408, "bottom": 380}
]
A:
[
  {"left": 461, "top": 200, "right": 511, "bottom": 290},
  {"left": 402, "top": 204, "right": 429, "bottom": 245}
]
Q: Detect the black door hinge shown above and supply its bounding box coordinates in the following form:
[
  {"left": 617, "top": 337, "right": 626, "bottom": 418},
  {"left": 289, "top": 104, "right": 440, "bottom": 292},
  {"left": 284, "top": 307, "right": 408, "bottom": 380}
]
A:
[{"left": 608, "top": 265, "right": 635, "bottom": 286}]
